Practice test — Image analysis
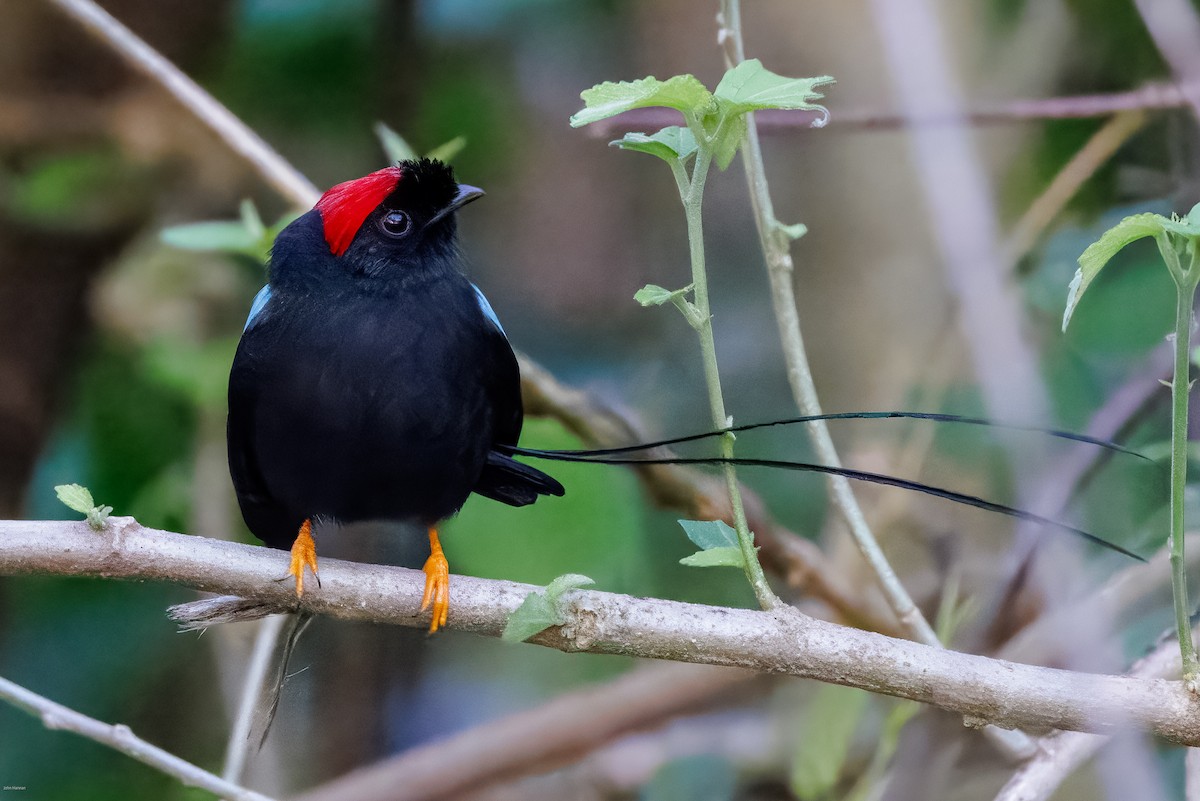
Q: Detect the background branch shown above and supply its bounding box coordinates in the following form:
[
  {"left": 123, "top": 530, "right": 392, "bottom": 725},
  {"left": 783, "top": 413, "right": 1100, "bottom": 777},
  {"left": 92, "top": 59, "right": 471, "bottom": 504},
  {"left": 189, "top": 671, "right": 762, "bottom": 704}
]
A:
[
  {"left": 0, "top": 673, "right": 276, "bottom": 801},
  {"left": 292, "top": 663, "right": 759, "bottom": 801},
  {"left": 590, "top": 82, "right": 1195, "bottom": 135}
]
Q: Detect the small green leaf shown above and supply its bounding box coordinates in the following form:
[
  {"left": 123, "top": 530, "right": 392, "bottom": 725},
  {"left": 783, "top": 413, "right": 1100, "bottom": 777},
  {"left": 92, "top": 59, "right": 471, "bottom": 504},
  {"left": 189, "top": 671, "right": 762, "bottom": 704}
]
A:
[
  {"left": 706, "top": 111, "right": 748, "bottom": 170},
  {"left": 571, "top": 75, "right": 714, "bottom": 127},
  {"left": 425, "top": 135, "right": 467, "bottom": 164},
  {"left": 87, "top": 505, "right": 113, "bottom": 531},
  {"left": 678, "top": 519, "right": 738, "bottom": 550},
  {"left": 239, "top": 199, "right": 265, "bottom": 241},
  {"left": 1064, "top": 212, "right": 1171, "bottom": 331},
  {"left": 502, "top": 573, "right": 594, "bottom": 642},
  {"left": 777, "top": 221, "right": 808, "bottom": 240},
  {"left": 545, "top": 573, "right": 595, "bottom": 601},
  {"left": 679, "top": 546, "right": 745, "bottom": 568},
  {"left": 635, "top": 283, "right": 693, "bottom": 306},
  {"left": 612, "top": 127, "right": 698, "bottom": 162},
  {"left": 161, "top": 221, "right": 258, "bottom": 254},
  {"left": 714, "top": 59, "right": 834, "bottom": 124},
  {"left": 789, "top": 685, "right": 870, "bottom": 800},
  {"left": 375, "top": 121, "right": 417, "bottom": 163},
  {"left": 55, "top": 484, "right": 95, "bottom": 515}
]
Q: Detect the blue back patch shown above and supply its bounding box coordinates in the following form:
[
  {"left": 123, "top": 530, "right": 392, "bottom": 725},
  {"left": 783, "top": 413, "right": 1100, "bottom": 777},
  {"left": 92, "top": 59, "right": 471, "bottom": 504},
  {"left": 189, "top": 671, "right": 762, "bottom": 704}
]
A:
[
  {"left": 244, "top": 285, "right": 272, "bottom": 331},
  {"left": 472, "top": 282, "right": 506, "bottom": 335}
]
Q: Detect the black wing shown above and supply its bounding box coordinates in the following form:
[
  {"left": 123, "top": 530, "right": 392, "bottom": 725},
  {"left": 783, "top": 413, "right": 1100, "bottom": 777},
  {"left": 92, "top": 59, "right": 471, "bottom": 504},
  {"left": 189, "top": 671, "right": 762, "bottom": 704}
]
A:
[{"left": 471, "top": 315, "right": 564, "bottom": 506}]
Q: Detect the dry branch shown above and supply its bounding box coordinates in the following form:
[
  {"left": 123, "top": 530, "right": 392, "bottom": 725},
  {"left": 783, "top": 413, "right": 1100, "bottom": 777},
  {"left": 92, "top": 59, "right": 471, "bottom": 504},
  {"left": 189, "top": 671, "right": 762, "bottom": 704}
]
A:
[
  {"left": 0, "top": 673, "right": 276, "bottom": 801},
  {"left": 3, "top": 518, "right": 1200, "bottom": 746},
  {"left": 291, "top": 663, "right": 758, "bottom": 801}
]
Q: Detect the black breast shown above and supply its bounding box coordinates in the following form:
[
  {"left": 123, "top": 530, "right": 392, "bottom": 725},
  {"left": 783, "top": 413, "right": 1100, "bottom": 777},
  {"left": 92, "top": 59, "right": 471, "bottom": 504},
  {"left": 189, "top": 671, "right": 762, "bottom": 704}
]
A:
[{"left": 227, "top": 274, "right": 510, "bottom": 549}]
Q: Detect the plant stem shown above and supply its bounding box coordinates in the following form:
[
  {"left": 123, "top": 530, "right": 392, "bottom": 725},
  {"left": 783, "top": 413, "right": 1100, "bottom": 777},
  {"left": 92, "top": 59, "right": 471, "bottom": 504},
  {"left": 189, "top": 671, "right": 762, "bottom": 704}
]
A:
[
  {"left": 717, "top": 0, "right": 1034, "bottom": 761},
  {"left": 673, "top": 150, "right": 780, "bottom": 610},
  {"left": 1169, "top": 250, "right": 1200, "bottom": 683}
]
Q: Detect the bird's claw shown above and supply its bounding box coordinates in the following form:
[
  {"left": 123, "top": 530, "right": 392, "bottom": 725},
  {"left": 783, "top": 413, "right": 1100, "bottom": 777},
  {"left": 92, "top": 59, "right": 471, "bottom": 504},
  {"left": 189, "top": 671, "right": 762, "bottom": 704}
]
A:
[
  {"left": 288, "top": 520, "right": 319, "bottom": 597},
  {"left": 420, "top": 551, "right": 450, "bottom": 633}
]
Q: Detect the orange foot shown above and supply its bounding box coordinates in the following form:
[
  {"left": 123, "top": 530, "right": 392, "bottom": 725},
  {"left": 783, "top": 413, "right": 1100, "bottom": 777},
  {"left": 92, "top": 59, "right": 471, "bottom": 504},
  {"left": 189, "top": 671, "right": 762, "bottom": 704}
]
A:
[
  {"left": 419, "top": 526, "right": 450, "bottom": 633},
  {"left": 288, "top": 519, "right": 320, "bottom": 597}
]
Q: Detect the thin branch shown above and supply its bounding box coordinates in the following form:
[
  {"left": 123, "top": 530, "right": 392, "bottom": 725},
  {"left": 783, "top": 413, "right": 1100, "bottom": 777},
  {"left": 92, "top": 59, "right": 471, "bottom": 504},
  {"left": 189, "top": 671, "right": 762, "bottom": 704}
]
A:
[
  {"left": 589, "top": 82, "right": 1195, "bottom": 136},
  {"left": 1004, "top": 110, "right": 1148, "bottom": 263},
  {"left": 1132, "top": 0, "right": 1200, "bottom": 123},
  {"left": 4, "top": 518, "right": 1200, "bottom": 746},
  {"left": 718, "top": 0, "right": 1031, "bottom": 759},
  {"left": 994, "top": 629, "right": 1187, "bottom": 801},
  {"left": 0, "top": 673, "right": 277, "bottom": 801},
  {"left": 291, "top": 663, "right": 759, "bottom": 801},
  {"left": 44, "top": 0, "right": 320, "bottom": 207},
  {"left": 222, "top": 614, "right": 287, "bottom": 784}
]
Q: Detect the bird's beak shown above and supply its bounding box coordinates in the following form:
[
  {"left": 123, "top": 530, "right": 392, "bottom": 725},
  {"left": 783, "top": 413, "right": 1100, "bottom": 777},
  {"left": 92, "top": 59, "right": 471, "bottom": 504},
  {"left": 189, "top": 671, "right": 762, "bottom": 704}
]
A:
[{"left": 429, "top": 184, "right": 485, "bottom": 226}]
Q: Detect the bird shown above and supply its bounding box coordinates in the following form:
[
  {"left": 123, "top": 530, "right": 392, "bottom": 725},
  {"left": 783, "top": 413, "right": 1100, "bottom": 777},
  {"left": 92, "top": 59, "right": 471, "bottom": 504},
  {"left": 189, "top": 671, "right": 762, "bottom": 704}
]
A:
[{"left": 227, "top": 158, "right": 564, "bottom": 633}]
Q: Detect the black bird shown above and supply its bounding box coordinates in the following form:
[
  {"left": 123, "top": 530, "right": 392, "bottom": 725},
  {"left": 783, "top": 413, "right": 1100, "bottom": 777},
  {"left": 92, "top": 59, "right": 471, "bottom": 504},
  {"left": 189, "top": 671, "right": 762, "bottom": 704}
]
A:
[{"left": 227, "top": 158, "right": 563, "bottom": 632}]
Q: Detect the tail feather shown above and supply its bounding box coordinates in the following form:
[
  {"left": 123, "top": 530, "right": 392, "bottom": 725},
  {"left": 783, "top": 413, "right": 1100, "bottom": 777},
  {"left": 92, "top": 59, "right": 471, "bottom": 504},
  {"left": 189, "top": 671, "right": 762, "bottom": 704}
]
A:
[{"left": 474, "top": 451, "right": 565, "bottom": 507}]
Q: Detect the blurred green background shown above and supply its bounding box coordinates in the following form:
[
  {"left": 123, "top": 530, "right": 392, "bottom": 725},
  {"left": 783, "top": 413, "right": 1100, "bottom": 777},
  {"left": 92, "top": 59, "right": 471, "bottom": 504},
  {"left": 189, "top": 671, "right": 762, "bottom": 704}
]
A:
[{"left": 1, "top": 0, "right": 1198, "bottom": 799}]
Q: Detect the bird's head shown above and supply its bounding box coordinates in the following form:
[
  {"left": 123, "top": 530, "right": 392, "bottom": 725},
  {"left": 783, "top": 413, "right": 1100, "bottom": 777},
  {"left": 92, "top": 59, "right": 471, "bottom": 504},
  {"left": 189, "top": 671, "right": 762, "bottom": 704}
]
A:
[{"left": 302, "top": 158, "right": 483, "bottom": 279}]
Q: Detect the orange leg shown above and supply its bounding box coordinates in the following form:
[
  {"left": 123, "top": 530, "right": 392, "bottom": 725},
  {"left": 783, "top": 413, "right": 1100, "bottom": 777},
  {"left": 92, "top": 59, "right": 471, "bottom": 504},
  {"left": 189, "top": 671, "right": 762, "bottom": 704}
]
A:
[
  {"left": 288, "top": 519, "right": 320, "bottom": 597},
  {"left": 419, "top": 526, "right": 450, "bottom": 633}
]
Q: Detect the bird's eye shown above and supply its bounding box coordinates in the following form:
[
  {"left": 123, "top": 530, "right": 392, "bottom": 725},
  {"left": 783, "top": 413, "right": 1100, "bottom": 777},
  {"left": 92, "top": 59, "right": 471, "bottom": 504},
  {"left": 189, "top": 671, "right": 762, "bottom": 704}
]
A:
[{"left": 380, "top": 210, "right": 412, "bottom": 238}]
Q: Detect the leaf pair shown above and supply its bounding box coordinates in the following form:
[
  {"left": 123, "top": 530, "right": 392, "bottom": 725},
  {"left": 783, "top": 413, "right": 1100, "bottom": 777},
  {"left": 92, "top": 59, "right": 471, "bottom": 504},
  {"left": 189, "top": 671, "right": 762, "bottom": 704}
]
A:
[
  {"left": 54, "top": 484, "right": 112, "bottom": 531},
  {"left": 570, "top": 59, "right": 834, "bottom": 169}
]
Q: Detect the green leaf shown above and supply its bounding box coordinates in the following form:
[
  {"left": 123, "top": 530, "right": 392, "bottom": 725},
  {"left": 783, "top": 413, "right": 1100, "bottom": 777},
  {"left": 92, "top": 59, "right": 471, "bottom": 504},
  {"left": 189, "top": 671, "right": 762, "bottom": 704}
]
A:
[
  {"left": 714, "top": 59, "right": 834, "bottom": 124},
  {"left": 546, "top": 573, "right": 595, "bottom": 601},
  {"left": 641, "top": 755, "right": 736, "bottom": 801},
  {"left": 678, "top": 519, "right": 738, "bottom": 550},
  {"left": 571, "top": 75, "right": 714, "bottom": 127},
  {"left": 55, "top": 484, "right": 95, "bottom": 515},
  {"left": 706, "top": 111, "right": 748, "bottom": 170},
  {"left": 789, "top": 685, "right": 869, "bottom": 800},
  {"left": 635, "top": 283, "right": 693, "bottom": 306},
  {"left": 375, "top": 121, "right": 417, "bottom": 163},
  {"left": 87, "top": 505, "right": 113, "bottom": 531},
  {"left": 160, "top": 221, "right": 258, "bottom": 254},
  {"left": 777, "top": 221, "right": 808, "bottom": 240},
  {"left": 425, "top": 135, "right": 467, "bottom": 163},
  {"left": 1064, "top": 212, "right": 1171, "bottom": 331},
  {"left": 679, "top": 546, "right": 745, "bottom": 568},
  {"left": 612, "top": 127, "right": 698, "bottom": 162},
  {"left": 239, "top": 199, "right": 265, "bottom": 241},
  {"left": 502, "top": 573, "right": 594, "bottom": 642}
]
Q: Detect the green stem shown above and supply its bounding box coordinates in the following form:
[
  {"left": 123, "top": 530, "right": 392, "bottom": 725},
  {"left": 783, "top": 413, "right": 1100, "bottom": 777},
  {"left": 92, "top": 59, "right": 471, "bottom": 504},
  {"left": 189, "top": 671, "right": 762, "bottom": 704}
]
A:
[
  {"left": 674, "top": 150, "right": 780, "bottom": 610},
  {"left": 1169, "top": 253, "right": 1200, "bottom": 683}
]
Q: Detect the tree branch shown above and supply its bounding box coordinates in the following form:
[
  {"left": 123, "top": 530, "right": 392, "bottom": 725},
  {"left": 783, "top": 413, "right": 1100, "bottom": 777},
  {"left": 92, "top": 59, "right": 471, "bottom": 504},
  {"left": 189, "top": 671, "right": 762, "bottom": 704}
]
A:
[
  {"left": 994, "top": 629, "right": 1187, "bottom": 801},
  {"left": 4, "top": 518, "right": 1200, "bottom": 746},
  {"left": 0, "top": 672, "right": 277, "bottom": 801},
  {"left": 291, "top": 663, "right": 759, "bottom": 801},
  {"left": 589, "top": 82, "right": 1196, "bottom": 135}
]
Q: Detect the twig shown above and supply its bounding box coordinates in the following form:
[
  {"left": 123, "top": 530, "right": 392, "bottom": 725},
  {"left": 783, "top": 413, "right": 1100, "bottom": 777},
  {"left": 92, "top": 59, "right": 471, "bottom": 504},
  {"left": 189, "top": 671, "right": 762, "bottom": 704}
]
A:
[
  {"left": 1132, "top": 0, "right": 1200, "bottom": 123},
  {"left": 291, "top": 663, "right": 759, "bottom": 801},
  {"left": 994, "top": 628, "right": 1190, "bottom": 801},
  {"left": 222, "top": 614, "right": 288, "bottom": 784},
  {"left": 0, "top": 673, "right": 276, "bottom": 801},
  {"left": 43, "top": 0, "right": 320, "bottom": 207},
  {"left": 1004, "top": 110, "right": 1148, "bottom": 263},
  {"left": 718, "top": 0, "right": 1031, "bottom": 759},
  {"left": 4, "top": 519, "right": 1200, "bottom": 745},
  {"left": 588, "top": 83, "right": 1194, "bottom": 136}
]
